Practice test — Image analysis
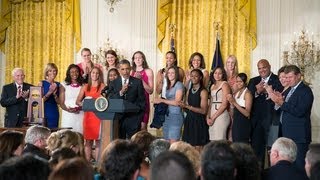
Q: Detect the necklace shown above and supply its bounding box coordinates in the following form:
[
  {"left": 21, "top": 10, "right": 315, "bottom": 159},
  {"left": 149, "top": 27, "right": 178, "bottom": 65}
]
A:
[{"left": 191, "top": 87, "right": 199, "bottom": 94}]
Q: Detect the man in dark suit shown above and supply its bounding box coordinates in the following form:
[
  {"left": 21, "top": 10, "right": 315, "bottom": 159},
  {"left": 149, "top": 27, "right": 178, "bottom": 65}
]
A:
[
  {"left": 109, "top": 59, "right": 145, "bottom": 139},
  {"left": 271, "top": 65, "right": 313, "bottom": 170},
  {"left": 263, "top": 137, "right": 308, "bottom": 180},
  {"left": 0, "top": 68, "right": 32, "bottom": 127},
  {"left": 248, "top": 59, "right": 283, "bottom": 167}
]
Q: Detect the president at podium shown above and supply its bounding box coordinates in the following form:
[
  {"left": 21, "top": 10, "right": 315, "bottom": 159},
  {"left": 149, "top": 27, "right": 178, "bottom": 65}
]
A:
[{"left": 108, "top": 60, "right": 145, "bottom": 139}]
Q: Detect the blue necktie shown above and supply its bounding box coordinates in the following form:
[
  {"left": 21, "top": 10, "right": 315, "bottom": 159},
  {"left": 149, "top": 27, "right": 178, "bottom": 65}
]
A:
[{"left": 280, "top": 87, "right": 295, "bottom": 123}]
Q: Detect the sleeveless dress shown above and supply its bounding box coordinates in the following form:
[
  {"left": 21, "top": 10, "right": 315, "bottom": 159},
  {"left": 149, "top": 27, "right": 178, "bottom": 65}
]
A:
[
  {"left": 60, "top": 82, "right": 84, "bottom": 133},
  {"left": 232, "top": 88, "right": 251, "bottom": 143},
  {"left": 209, "top": 82, "right": 230, "bottom": 140},
  {"left": 163, "top": 81, "right": 184, "bottom": 140},
  {"left": 42, "top": 80, "right": 60, "bottom": 128},
  {"left": 131, "top": 69, "right": 150, "bottom": 124},
  {"left": 83, "top": 85, "right": 102, "bottom": 140},
  {"left": 182, "top": 87, "right": 209, "bottom": 146}
]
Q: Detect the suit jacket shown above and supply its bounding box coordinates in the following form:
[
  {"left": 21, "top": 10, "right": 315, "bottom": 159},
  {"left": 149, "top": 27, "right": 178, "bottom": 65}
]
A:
[
  {"left": 0, "top": 82, "right": 32, "bottom": 127},
  {"left": 281, "top": 82, "right": 313, "bottom": 143},
  {"left": 248, "top": 73, "right": 283, "bottom": 129},
  {"left": 108, "top": 76, "right": 146, "bottom": 122},
  {"left": 262, "top": 160, "right": 308, "bottom": 180}
]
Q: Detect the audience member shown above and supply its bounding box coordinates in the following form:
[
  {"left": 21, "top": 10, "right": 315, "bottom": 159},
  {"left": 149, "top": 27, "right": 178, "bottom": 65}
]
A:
[
  {"left": 226, "top": 73, "right": 252, "bottom": 143},
  {"left": 200, "top": 140, "right": 236, "bottom": 180},
  {"left": 154, "top": 66, "right": 184, "bottom": 143},
  {"left": 76, "top": 67, "right": 105, "bottom": 161},
  {"left": 131, "top": 51, "right": 154, "bottom": 130},
  {"left": 156, "top": 51, "right": 185, "bottom": 98},
  {"left": 23, "top": 125, "right": 51, "bottom": 160},
  {"left": 225, "top": 55, "right": 239, "bottom": 93},
  {"left": 49, "top": 147, "right": 78, "bottom": 169},
  {"left": 39, "top": 63, "right": 60, "bottom": 128},
  {"left": 184, "top": 52, "right": 209, "bottom": 89},
  {"left": 100, "top": 139, "right": 143, "bottom": 180},
  {"left": 148, "top": 139, "right": 170, "bottom": 163},
  {"left": 47, "top": 129, "right": 80, "bottom": 155},
  {"left": 310, "top": 162, "right": 320, "bottom": 180},
  {"left": 0, "top": 67, "right": 32, "bottom": 127},
  {"left": 271, "top": 65, "right": 313, "bottom": 170},
  {"left": 230, "top": 142, "right": 260, "bottom": 180},
  {"left": 109, "top": 59, "right": 146, "bottom": 139},
  {"left": 207, "top": 67, "right": 231, "bottom": 140},
  {"left": 0, "top": 130, "right": 24, "bottom": 164},
  {"left": 181, "top": 69, "right": 209, "bottom": 151},
  {"left": 59, "top": 64, "right": 84, "bottom": 133},
  {"left": 305, "top": 143, "right": 320, "bottom": 177},
  {"left": 150, "top": 151, "right": 196, "bottom": 180},
  {"left": 263, "top": 137, "right": 308, "bottom": 180},
  {"left": 0, "top": 154, "right": 50, "bottom": 180},
  {"left": 170, "top": 141, "right": 201, "bottom": 177},
  {"left": 248, "top": 59, "right": 283, "bottom": 167},
  {"left": 48, "top": 157, "right": 94, "bottom": 180}
]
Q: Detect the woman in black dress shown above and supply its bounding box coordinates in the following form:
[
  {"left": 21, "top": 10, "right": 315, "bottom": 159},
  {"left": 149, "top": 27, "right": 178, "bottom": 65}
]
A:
[
  {"left": 226, "top": 73, "right": 253, "bottom": 143},
  {"left": 181, "top": 69, "right": 209, "bottom": 152}
]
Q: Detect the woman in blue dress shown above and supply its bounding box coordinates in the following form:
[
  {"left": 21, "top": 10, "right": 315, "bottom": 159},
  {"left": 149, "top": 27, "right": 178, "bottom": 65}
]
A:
[{"left": 38, "top": 63, "right": 60, "bottom": 128}]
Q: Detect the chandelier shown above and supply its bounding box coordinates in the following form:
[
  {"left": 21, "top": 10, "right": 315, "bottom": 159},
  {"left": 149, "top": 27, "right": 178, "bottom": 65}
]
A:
[
  {"left": 283, "top": 30, "right": 320, "bottom": 85},
  {"left": 105, "top": 0, "right": 122, "bottom": 13}
]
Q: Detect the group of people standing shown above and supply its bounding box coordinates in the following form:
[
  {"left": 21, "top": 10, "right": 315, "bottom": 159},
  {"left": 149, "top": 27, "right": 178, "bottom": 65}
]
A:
[{"left": 0, "top": 48, "right": 314, "bottom": 169}]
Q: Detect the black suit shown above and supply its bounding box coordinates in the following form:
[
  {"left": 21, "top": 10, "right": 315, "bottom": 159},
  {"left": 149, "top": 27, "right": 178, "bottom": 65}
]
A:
[
  {"left": 0, "top": 82, "right": 32, "bottom": 127},
  {"left": 108, "top": 76, "right": 145, "bottom": 139},
  {"left": 280, "top": 82, "right": 313, "bottom": 170},
  {"left": 248, "top": 73, "right": 283, "bottom": 165},
  {"left": 262, "top": 160, "right": 308, "bottom": 180}
]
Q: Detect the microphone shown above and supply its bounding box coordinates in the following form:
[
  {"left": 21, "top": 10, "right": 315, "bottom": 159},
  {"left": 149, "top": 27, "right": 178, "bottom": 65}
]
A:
[{"left": 101, "top": 86, "right": 110, "bottom": 98}]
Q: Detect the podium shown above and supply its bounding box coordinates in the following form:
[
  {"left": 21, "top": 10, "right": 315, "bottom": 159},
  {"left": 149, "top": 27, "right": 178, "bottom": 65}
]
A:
[{"left": 82, "top": 98, "right": 139, "bottom": 157}]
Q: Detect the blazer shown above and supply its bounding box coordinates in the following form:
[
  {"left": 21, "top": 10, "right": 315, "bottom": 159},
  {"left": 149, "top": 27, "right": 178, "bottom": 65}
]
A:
[
  {"left": 280, "top": 82, "right": 313, "bottom": 143},
  {"left": 0, "top": 82, "right": 32, "bottom": 127},
  {"left": 262, "top": 160, "right": 308, "bottom": 180},
  {"left": 108, "top": 76, "right": 146, "bottom": 120},
  {"left": 248, "top": 73, "right": 283, "bottom": 128}
]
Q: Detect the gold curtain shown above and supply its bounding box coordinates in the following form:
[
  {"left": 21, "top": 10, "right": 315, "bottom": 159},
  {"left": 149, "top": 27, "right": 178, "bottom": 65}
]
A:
[
  {"left": 0, "top": 0, "right": 81, "bottom": 85},
  {"left": 157, "top": 0, "right": 257, "bottom": 76}
]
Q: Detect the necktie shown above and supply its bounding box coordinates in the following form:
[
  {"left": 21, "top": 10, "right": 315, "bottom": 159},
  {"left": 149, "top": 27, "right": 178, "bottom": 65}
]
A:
[
  {"left": 18, "top": 85, "right": 22, "bottom": 95},
  {"left": 124, "top": 79, "right": 127, "bottom": 85},
  {"left": 285, "top": 87, "right": 295, "bottom": 102}
]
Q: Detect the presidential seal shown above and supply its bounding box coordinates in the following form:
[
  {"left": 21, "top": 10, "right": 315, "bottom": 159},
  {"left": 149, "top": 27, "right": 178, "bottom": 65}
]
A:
[{"left": 95, "top": 96, "right": 109, "bottom": 112}]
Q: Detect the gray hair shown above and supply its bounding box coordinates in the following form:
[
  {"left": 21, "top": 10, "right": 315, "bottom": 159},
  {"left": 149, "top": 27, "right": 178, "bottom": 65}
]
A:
[
  {"left": 306, "top": 144, "right": 320, "bottom": 166},
  {"left": 25, "top": 125, "right": 51, "bottom": 144},
  {"left": 12, "top": 68, "right": 24, "bottom": 76},
  {"left": 149, "top": 139, "right": 170, "bottom": 162},
  {"left": 272, "top": 137, "right": 297, "bottom": 162}
]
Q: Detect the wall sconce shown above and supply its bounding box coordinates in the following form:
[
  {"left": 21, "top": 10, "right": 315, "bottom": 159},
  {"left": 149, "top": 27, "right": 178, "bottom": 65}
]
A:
[
  {"left": 283, "top": 30, "right": 320, "bottom": 85},
  {"left": 105, "top": 0, "right": 122, "bottom": 13}
]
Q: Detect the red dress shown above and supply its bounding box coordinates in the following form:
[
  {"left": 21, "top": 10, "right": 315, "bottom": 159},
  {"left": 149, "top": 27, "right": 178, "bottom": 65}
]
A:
[{"left": 83, "top": 84, "right": 103, "bottom": 140}]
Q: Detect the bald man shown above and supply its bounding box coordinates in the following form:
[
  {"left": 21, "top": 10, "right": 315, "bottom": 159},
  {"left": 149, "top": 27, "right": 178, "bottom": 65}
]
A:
[
  {"left": 0, "top": 68, "right": 32, "bottom": 127},
  {"left": 248, "top": 59, "right": 283, "bottom": 167}
]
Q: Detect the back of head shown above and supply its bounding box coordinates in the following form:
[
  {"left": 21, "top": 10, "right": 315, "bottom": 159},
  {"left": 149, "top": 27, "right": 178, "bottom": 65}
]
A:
[
  {"left": 231, "top": 143, "right": 260, "bottom": 180},
  {"left": 150, "top": 151, "right": 196, "bottom": 180},
  {"left": 131, "top": 130, "right": 155, "bottom": 157},
  {"left": 149, "top": 139, "right": 170, "bottom": 162},
  {"left": 310, "top": 161, "right": 320, "bottom": 180},
  {"left": 201, "top": 141, "right": 236, "bottom": 180},
  {"left": 48, "top": 157, "right": 93, "bottom": 180},
  {"left": 49, "top": 147, "right": 78, "bottom": 169},
  {"left": 25, "top": 125, "right": 50, "bottom": 144},
  {"left": 170, "top": 141, "right": 200, "bottom": 175},
  {"left": 271, "top": 137, "right": 297, "bottom": 163},
  {"left": 47, "top": 129, "right": 79, "bottom": 153},
  {"left": 305, "top": 144, "right": 320, "bottom": 177},
  {"left": 0, "top": 154, "right": 50, "bottom": 180},
  {"left": 0, "top": 130, "right": 24, "bottom": 163},
  {"left": 101, "top": 139, "right": 143, "bottom": 180}
]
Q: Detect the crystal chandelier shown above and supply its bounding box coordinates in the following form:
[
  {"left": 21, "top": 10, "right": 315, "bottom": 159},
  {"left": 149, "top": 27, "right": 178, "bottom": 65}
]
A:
[
  {"left": 105, "top": 0, "right": 122, "bottom": 13},
  {"left": 283, "top": 30, "right": 320, "bottom": 85}
]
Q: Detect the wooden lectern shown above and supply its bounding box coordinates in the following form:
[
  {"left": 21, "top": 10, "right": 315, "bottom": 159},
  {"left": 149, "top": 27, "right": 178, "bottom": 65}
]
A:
[{"left": 82, "top": 98, "right": 139, "bottom": 159}]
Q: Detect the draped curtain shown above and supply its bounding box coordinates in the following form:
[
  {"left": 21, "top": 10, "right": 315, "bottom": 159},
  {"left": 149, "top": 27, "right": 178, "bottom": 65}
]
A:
[
  {"left": 157, "top": 0, "right": 257, "bottom": 76},
  {"left": 0, "top": 0, "right": 81, "bottom": 84}
]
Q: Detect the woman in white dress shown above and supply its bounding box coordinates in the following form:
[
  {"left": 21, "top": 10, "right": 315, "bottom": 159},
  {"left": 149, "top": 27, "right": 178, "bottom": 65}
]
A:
[
  {"left": 59, "top": 64, "right": 84, "bottom": 133},
  {"left": 207, "top": 67, "right": 231, "bottom": 140}
]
